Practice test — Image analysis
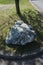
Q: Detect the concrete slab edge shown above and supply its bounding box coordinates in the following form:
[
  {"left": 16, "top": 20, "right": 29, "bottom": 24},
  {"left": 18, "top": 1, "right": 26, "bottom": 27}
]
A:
[{"left": 29, "top": 0, "right": 40, "bottom": 12}]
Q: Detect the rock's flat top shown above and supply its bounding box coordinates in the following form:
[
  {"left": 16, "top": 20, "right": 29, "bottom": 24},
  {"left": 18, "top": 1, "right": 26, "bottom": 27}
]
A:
[{"left": 5, "top": 20, "right": 36, "bottom": 45}]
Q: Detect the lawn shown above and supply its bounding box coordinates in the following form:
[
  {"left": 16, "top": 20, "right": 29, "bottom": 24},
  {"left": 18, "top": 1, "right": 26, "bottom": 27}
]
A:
[
  {"left": 0, "top": 0, "right": 15, "bottom": 4},
  {"left": 0, "top": 0, "right": 43, "bottom": 55}
]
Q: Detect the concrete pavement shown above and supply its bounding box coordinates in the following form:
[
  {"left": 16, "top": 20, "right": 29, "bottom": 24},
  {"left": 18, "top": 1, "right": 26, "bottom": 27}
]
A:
[
  {"left": 0, "top": 4, "right": 15, "bottom": 10},
  {"left": 30, "top": 0, "right": 43, "bottom": 14},
  {"left": 0, "top": 49, "right": 43, "bottom": 65},
  {"left": 0, "top": 57, "right": 43, "bottom": 65}
]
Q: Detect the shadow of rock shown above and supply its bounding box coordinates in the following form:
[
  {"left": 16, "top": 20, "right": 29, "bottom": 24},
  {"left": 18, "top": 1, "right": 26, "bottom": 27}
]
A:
[{"left": 6, "top": 41, "right": 41, "bottom": 56}]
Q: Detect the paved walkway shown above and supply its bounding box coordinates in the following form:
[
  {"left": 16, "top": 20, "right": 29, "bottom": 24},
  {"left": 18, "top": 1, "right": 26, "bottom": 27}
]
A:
[
  {"left": 0, "top": 4, "right": 15, "bottom": 10},
  {"left": 0, "top": 49, "right": 43, "bottom": 65},
  {"left": 0, "top": 56, "right": 43, "bottom": 65},
  {"left": 30, "top": 0, "right": 43, "bottom": 14}
]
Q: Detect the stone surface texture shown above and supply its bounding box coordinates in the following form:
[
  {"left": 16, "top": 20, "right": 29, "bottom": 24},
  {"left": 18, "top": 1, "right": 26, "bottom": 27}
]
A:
[{"left": 5, "top": 20, "right": 36, "bottom": 45}]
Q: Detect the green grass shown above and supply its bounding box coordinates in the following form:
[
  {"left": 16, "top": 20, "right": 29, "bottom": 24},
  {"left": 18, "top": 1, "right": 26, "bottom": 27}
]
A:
[
  {"left": 0, "top": 0, "right": 43, "bottom": 55},
  {"left": 0, "top": 0, "right": 35, "bottom": 34},
  {"left": 0, "top": 0, "right": 15, "bottom": 4}
]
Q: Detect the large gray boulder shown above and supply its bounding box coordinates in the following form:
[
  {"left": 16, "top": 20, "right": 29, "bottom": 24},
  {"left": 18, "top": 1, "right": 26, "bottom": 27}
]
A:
[{"left": 5, "top": 20, "right": 36, "bottom": 45}]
